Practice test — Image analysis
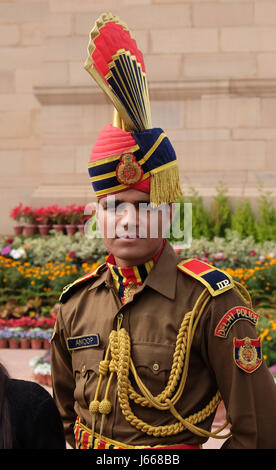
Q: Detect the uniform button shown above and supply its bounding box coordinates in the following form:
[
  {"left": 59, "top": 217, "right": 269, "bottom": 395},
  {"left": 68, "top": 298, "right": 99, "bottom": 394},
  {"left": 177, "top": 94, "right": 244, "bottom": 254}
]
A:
[
  {"left": 81, "top": 365, "right": 87, "bottom": 376},
  {"left": 152, "top": 363, "right": 160, "bottom": 372}
]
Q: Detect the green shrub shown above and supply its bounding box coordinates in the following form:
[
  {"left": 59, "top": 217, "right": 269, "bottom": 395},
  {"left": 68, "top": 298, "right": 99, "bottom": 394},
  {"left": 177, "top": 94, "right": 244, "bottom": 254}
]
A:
[
  {"left": 255, "top": 191, "right": 276, "bottom": 243},
  {"left": 209, "top": 183, "right": 232, "bottom": 238},
  {"left": 231, "top": 199, "right": 257, "bottom": 240},
  {"left": 182, "top": 188, "right": 212, "bottom": 240}
]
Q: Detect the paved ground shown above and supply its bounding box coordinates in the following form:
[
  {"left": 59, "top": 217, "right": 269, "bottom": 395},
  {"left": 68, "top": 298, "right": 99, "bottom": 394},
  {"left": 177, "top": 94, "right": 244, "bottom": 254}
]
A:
[{"left": 0, "top": 348, "right": 227, "bottom": 449}]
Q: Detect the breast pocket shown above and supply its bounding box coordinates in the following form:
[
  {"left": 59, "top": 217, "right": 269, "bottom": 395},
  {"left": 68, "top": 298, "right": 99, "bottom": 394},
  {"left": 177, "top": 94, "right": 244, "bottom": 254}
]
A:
[
  {"left": 131, "top": 342, "right": 175, "bottom": 397},
  {"left": 72, "top": 348, "right": 105, "bottom": 408}
]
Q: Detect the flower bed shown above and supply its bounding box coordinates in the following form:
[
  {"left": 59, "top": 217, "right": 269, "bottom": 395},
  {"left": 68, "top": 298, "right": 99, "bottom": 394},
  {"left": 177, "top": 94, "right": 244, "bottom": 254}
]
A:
[
  {"left": 0, "top": 317, "right": 55, "bottom": 349},
  {"left": 10, "top": 203, "right": 92, "bottom": 236},
  {"left": 0, "top": 228, "right": 275, "bottom": 366},
  {"left": 29, "top": 353, "right": 52, "bottom": 386}
]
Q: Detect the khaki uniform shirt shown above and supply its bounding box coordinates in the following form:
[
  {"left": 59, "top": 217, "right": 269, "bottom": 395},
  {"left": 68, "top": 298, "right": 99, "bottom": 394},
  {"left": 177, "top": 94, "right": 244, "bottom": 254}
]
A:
[{"left": 51, "top": 241, "right": 276, "bottom": 449}]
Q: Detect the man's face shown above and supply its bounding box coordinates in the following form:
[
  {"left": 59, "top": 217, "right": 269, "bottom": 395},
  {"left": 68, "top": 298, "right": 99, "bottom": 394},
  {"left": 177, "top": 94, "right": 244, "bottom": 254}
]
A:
[{"left": 96, "top": 189, "right": 171, "bottom": 266}]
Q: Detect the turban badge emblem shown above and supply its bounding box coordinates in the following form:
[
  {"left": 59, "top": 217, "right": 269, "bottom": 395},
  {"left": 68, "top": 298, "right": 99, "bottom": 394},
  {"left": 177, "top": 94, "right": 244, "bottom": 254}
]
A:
[{"left": 116, "top": 153, "right": 144, "bottom": 186}]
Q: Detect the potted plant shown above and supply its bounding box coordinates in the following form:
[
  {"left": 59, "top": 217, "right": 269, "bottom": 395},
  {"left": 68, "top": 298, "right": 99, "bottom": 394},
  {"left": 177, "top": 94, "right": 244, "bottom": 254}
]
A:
[
  {"left": 0, "top": 327, "right": 10, "bottom": 348},
  {"left": 20, "top": 330, "right": 31, "bottom": 349},
  {"left": 64, "top": 204, "right": 79, "bottom": 235},
  {"left": 77, "top": 205, "right": 89, "bottom": 233},
  {"left": 10, "top": 203, "right": 23, "bottom": 235},
  {"left": 51, "top": 205, "right": 66, "bottom": 233},
  {"left": 30, "top": 356, "right": 51, "bottom": 386},
  {"left": 41, "top": 329, "right": 53, "bottom": 349},
  {"left": 22, "top": 206, "right": 37, "bottom": 235},
  {"left": 29, "top": 328, "right": 43, "bottom": 349},
  {"left": 8, "top": 328, "right": 22, "bottom": 349},
  {"left": 34, "top": 207, "right": 53, "bottom": 236}
]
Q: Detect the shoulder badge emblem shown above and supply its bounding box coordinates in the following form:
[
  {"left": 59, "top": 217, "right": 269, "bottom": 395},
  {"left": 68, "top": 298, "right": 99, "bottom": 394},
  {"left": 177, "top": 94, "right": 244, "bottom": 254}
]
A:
[
  {"left": 214, "top": 306, "right": 259, "bottom": 338},
  {"left": 116, "top": 152, "right": 143, "bottom": 185},
  {"left": 177, "top": 258, "right": 234, "bottom": 296},
  {"left": 233, "top": 337, "right": 262, "bottom": 373}
]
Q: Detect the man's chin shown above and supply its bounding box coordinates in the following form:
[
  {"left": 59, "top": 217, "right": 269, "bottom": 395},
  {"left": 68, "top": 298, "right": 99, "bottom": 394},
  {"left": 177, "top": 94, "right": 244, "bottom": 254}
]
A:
[{"left": 109, "top": 237, "right": 151, "bottom": 259}]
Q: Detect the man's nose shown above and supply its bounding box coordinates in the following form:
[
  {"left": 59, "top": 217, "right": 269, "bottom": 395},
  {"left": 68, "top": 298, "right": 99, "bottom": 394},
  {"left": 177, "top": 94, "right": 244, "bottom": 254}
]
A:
[{"left": 118, "top": 203, "right": 138, "bottom": 227}]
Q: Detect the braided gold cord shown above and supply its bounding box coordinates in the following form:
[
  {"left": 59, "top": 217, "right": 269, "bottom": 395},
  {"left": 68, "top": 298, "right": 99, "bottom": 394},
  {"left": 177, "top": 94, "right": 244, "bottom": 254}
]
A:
[
  {"left": 107, "top": 288, "right": 231, "bottom": 439},
  {"left": 233, "top": 280, "right": 253, "bottom": 308},
  {"left": 90, "top": 288, "right": 232, "bottom": 440}
]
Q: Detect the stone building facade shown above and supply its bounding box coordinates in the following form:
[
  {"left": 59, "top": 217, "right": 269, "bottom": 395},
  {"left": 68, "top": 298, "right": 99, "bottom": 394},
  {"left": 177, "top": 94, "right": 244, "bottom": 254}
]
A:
[{"left": 0, "top": 0, "right": 276, "bottom": 234}]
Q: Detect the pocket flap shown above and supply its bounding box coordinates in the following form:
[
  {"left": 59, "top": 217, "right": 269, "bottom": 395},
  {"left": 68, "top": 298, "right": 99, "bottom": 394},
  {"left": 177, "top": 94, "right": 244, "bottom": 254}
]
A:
[
  {"left": 131, "top": 342, "right": 174, "bottom": 375},
  {"left": 72, "top": 347, "right": 105, "bottom": 375}
]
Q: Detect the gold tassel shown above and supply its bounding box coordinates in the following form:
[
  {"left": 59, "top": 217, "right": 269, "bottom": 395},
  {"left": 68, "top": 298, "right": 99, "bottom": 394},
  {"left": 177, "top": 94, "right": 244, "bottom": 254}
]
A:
[{"left": 150, "top": 165, "right": 183, "bottom": 206}]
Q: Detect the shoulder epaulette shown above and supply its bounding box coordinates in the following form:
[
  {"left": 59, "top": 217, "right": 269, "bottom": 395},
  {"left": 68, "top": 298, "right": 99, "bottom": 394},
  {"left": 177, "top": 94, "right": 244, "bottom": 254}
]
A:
[
  {"left": 177, "top": 258, "right": 234, "bottom": 297},
  {"left": 59, "top": 263, "right": 105, "bottom": 304}
]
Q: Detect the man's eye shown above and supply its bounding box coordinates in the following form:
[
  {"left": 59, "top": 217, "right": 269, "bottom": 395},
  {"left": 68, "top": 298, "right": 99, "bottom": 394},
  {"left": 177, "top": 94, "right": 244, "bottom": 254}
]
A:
[{"left": 104, "top": 204, "right": 115, "bottom": 211}]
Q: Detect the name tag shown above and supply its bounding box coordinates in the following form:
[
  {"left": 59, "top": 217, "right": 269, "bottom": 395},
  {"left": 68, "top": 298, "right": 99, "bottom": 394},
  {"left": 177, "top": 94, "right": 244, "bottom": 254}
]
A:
[{"left": 67, "top": 334, "right": 100, "bottom": 351}]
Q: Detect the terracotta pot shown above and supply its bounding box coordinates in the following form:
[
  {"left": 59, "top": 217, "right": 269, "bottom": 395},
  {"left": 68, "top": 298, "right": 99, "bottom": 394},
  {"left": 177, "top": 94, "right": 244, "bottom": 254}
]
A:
[
  {"left": 8, "top": 339, "right": 19, "bottom": 349},
  {"left": 0, "top": 339, "right": 8, "bottom": 348},
  {"left": 23, "top": 224, "right": 37, "bottom": 236},
  {"left": 34, "top": 374, "right": 44, "bottom": 385},
  {"left": 43, "top": 339, "right": 50, "bottom": 349},
  {"left": 13, "top": 225, "right": 23, "bottom": 235},
  {"left": 31, "top": 338, "right": 43, "bottom": 349},
  {"left": 38, "top": 224, "right": 51, "bottom": 236},
  {"left": 40, "top": 375, "right": 48, "bottom": 385},
  {"left": 52, "top": 224, "right": 65, "bottom": 233},
  {"left": 77, "top": 224, "right": 85, "bottom": 234},
  {"left": 20, "top": 338, "right": 31, "bottom": 349},
  {"left": 65, "top": 224, "right": 77, "bottom": 235}
]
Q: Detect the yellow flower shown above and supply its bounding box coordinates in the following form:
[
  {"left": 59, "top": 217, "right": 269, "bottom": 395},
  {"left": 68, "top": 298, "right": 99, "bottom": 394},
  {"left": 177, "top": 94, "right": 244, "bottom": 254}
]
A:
[{"left": 260, "top": 328, "right": 270, "bottom": 341}]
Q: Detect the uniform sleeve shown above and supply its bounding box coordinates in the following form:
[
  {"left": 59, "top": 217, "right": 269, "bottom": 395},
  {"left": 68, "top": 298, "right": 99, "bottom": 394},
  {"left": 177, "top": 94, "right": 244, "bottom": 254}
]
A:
[
  {"left": 202, "top": 288, "right": 276, "bottom": 449},
  {"left": 50, "top": 306, "right": 77, "bottom": 448}
]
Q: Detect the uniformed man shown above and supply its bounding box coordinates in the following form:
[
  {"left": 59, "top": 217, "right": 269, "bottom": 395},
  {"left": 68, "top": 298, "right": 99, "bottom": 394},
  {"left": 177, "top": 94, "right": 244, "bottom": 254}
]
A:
[{"left": 50, "top": 13, "right": 276, "bottom": 449}]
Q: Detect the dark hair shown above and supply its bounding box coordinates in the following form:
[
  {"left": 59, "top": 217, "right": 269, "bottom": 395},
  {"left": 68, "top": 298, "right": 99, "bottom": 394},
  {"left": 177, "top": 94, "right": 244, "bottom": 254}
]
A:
[{"left": 0, "top": 363, "right": 13, "bottom": 448}]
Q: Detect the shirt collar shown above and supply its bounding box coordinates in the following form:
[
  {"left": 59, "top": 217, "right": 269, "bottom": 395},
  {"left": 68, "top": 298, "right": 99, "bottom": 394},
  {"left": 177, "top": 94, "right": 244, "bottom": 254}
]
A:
[
  {"left": 88, "top": 240, "right": 178, "bottom": 300},
  {"left": 144, "top": 240, "right": 178, "bottom": 300}
]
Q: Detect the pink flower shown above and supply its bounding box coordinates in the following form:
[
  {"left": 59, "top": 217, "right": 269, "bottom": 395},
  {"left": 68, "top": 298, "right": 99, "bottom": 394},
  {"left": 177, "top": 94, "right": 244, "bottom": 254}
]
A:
[
  {"left": 68, "top": 250, "right": 76, "bottom": 259},
  {"left": 213, "top": 252, "right": 224, "bottom": 261},
  {"left": 249, "top": 250, "right": 256, "bottom": 257},
  {"left": 202, "top": 257, "right": 209, "bottom": 263},
  {"left": 173, "top": 245, "right": 183, "bottom": 254},
  {"left": 1, "top": 246, "right": 11, "bottom": 256}
]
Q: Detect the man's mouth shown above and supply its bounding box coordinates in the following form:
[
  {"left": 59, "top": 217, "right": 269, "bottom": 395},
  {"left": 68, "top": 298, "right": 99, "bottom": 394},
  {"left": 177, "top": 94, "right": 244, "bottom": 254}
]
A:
[{"left": 116, "top": 234, "right": 143, "bottom": 240}]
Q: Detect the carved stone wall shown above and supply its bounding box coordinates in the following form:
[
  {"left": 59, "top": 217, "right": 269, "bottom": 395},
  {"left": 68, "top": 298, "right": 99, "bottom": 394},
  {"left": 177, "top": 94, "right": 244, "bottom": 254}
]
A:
[{"left": 1, "top": 0, "right": 276, "bottom": 233}]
